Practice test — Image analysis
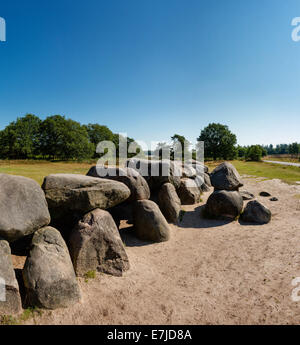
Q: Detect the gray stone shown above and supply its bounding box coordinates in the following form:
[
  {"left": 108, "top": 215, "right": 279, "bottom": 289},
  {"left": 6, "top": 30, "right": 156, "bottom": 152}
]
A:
[
  {"left": 126, "top": 159, "right": 181, "bottom": 191},
  {"left": 158, "top": 183, "right": 181, "bottom": 223},
  {"left": 42, "top": 174, "right": 131, "bottom": 228},
  {"left": 210, "top": 162, "right": 243, "bottom": 191},
  {"left": 22, "top": 227, "right": 81, "bottom": 309},
  {"left": 205, "top": 190, "right": 243, "bottom": 220},
  {"left": 270, "top": 197, "right": 278, "bottom": 202},
  {"left": 176, "top": 178, "right": 201, "bottom": 205},
  {"left": 186, "top": 159, "right": 209, "bottom": 174},
  {"left": 0, "top": 239, "right": 22, "bottom": 315},
  {"left": 260, "top": 191, "right": 271, "bottom": 197},
  {"left": 173, "top": 161, "right": 197, "bottom": 179},
  {"left": 204, "top": 173, "right": 212, "bottom": 187},
  {"left": 241, "top": 201, "right": 271, "bottom": 224},
  {"left": 240, "top": 191, "right": 255, "bottom": 201},
  {"left": 133, "top": 200, "right": 170, "bottom": 243},
  {"left": 0, "top": 174, "right": 50, "bottom": 242},
  {"left": 87, "top": 166, "right": 150, "bottom": 202},
  {"left": 69, "top": 209, "right": 129, "bottom": 277}
]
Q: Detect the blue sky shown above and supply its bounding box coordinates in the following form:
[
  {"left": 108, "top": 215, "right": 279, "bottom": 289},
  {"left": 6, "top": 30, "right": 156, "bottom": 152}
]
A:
[{"left": 0, "top": 0, "right": 299, "bottom": 147}]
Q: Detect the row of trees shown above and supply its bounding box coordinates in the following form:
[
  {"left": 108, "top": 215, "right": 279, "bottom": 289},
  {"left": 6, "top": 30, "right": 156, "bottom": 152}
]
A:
[
  {"left": 0, "top": 116, "right": 297, "bottom": 162},
  {"left": 262, "top": 143, "right": 300, "bottom": 156},
  {"left": 154, "top": 123, "right": 296, "bottom": 162},
  {"left": 0, "top": 114, "right": 137, "bottom": 160}
]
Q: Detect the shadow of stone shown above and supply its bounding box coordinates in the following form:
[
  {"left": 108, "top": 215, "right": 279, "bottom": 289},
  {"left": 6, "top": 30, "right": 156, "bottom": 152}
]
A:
[
  {"left": 119, "top": 226, "right": 153, "bottom": 247},
  {"left": 238, "top": 219, "right": 265, "bottom": 227},
  {"left": 178, "top": 204, "right": 234, "bottom": 229},
  {"left": 10, "top": 234, "right": 33, "bottom": 256},
  {"left": 14, "top": 268, "right": 28, "bottom": 309}
]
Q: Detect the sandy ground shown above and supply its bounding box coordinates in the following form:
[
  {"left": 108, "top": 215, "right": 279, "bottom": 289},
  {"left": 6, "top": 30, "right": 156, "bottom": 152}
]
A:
[{"left": 11, "top": 177, "right": 300, "bottom": 325}]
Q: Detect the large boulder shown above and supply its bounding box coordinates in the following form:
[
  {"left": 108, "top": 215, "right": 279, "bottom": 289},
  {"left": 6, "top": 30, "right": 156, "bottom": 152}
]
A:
[
  {"left": 186, "top": 159, "right": 209, "bottom": 174},
  {"left": 42, "top": 174, "right": 131, "bottom": 234},
  {"left": 0, "top": 174, "right": 50, "bottom": 242},
  {"left": 210, "top": 162, "right": 243, "bottom": 191},
  {"left": 240, "top": 201, "right": 271, "bottom": 224},
  {"left": 0, "top": 239, "right": 22, "bottom": 315},
  {"left": 126, "top": 159, "right": 181, "bottom": 191},
  {"left": 132, "top": 200, "right": 170, "bottom": 242},
  {"left": 158, "top": 183, "right": 181, "bottom": 223},
  {"left": 176, "top": 178, "right": 201, "bottom": 205},
  {"left": 23, "top": 227, "right": 81, "bottom": 310},
  {"left": 87, "top": 166, "right": 150, "bottom": 202},
  {"left": 205, "top": 190, "right": 243, "bottom": 220},
  {"left": 69, "top": 209, "right": 130, "bottom": 277}
]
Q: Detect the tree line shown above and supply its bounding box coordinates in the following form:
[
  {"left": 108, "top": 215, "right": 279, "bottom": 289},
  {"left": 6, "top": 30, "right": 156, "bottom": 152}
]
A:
[
  {"left": 0, "top": 114, "right": 137, "bottom": 160},
  {"left": 155, "top": 123, "right": 299, "bottom": 162},
  {"left": 0, "top": 115, "right": 298, "bottom": 162}
]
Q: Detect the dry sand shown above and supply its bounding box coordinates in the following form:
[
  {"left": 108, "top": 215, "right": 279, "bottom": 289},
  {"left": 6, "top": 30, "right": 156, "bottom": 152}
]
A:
[{"left": 12, "top": 177, "right": 300, "bottom": 325}]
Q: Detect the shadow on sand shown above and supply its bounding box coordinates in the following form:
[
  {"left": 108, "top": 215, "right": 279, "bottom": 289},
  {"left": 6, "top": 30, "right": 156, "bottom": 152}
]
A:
[
  {"left": 119, "top": 225, "right": 153, "bottom": 247},
  {"left": 178, "top": 204, "right": 233, "bottom": 229}
]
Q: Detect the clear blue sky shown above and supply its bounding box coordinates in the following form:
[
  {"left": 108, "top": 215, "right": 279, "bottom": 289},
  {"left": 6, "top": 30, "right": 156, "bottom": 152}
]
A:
[{"left": 0, "top": 0, "right": 300, "bottom": 147}]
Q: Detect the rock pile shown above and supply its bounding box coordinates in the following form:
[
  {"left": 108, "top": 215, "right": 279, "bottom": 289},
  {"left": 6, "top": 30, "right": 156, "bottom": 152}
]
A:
[
  {"left": 204, "top": 162, "right": 272, "bottom": 224},
  {"left": 1, "top": 160, "right": 272, "bottom": 317}
]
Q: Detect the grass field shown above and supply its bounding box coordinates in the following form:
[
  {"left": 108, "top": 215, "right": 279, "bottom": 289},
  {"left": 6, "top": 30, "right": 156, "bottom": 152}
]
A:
[
  {"left": 206, "top": 160, "right": 300, "bottom": 185},
  {"left": 0, "top": 160, "right": 95, "bottom": 185},
  {"left": 0, "top": 159, "right": 299, "bottom": 186}
]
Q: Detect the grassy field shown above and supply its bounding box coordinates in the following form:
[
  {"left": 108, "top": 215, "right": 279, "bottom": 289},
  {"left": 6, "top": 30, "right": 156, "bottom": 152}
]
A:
[
  {"left": 206, "top": 160, "right": 300, "bottom": 185},
  {"left": 0, "top": 159, "right": 299, "bottom": 186},
  {"left": 0, "top": 160, "right": 95, "bottom": 185}
]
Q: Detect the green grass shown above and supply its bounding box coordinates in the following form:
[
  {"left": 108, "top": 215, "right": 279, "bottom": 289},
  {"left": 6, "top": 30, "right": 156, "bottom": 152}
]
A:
[
  {"left": 206, "top": 160, "right": 300, "bottom": 185},
  {"left": 0, "top": 307, "right": 43, "bottom": 325},
  {"left": 0, "top": 159, "right": 299, "bottom": 186},
  {"left": 0, "top": 160, "right": 95, "bottom": 185},
  {"left": 84, "top": 270, "right": 96, "bottom": 282}
]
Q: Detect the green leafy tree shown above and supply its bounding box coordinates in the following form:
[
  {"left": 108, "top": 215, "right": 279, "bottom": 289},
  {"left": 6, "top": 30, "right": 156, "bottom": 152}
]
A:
[
  {"left": 237, "top": 145, "right": 246, "bottom": 159},
  {"left": 39, "top": 115, "right": 94, "bottom": 160},
  {"left": 197, "top": 123, "right": 237, "bottom": 160},
  {"left": 83, "top": 124, "right": 114, "bottom": 157},
  {"left": 171, "top": 134, "right": 192, "bottom": 161},
  {"left": 245, "top": 145, "right": 263, "bottom": 161},
  {"left": 0, "top": 114, "right": 41, "bottom": 159},
  {"left": 289, "top": 142, "right": 299, "bottom": 157}
]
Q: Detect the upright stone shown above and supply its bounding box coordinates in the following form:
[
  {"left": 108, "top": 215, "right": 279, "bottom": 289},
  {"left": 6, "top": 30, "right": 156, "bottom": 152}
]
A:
[
  {"left": 69, "top": 209, "right": 130, "bottom": 277},
  {"left": 23, "top": 227, "right": 81, "bottom": 309},
  {"left": 133, "top": 200, "right": 170, "bottom": 243},
  {"left": 0, "top": 239, "right": 22, "bottom": 315},
  {"left": 158, "top": 183, "right": 181, "bottom": 223}
]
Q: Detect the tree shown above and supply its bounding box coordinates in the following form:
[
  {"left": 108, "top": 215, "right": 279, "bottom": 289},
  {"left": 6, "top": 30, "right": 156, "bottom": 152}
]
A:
[
  {"left": 289, "top": 142, "right": 299, "bottom": 157},
  {"left": 237, "top": 145, "right": 246, "bottom": 159},
  {"left": 154, "top": 142, "right": 172, "bottom": 159},
  {"left": 0, "top": 114, "right": 41, "bottom": 159},
  {"left": 245, "top": 145, "right": 263, "bottom": 161},
  {"left": 197, "top": 123, "right": 237, "bottom": 160},
  {"left": 83, "top": 124, "right": 114, "bottom": 157},
  {"left": 39, "top": 115, "right": 94, "bottom": 160},
  {"left": 171, "top": 134, "right": 192, "bottom": 161}
]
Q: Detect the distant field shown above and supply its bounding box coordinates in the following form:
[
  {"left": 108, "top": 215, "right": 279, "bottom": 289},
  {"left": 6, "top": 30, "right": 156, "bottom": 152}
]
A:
[
  {"left": 0, "top": 160, "right": 95, "bottom": 185},
  {"left": 206, "top": 160, "right": 300, "bottom": 185},
  {"left": 264, "top": 155, "right": 299, "bottom": 163},
  {"left": 0, "top": 159, "right": 299, "bottom": 186}
]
